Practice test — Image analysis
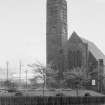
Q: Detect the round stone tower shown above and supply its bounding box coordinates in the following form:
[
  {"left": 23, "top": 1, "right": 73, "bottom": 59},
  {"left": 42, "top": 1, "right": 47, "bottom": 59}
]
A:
[{"left": 46, "top": 0, "right": 68, "bottom": 73}]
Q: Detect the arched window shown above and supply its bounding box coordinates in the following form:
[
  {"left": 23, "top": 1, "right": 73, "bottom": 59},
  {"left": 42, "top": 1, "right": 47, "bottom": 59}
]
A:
[
  {"left": 68, "top": 51, "right": 73, "bottom": 69},
  {"left": 68, "top": 50, "right": 82, "bottom": 69},
  {"left": 78, "top": 51, "right": 82, "bottom": 67}
]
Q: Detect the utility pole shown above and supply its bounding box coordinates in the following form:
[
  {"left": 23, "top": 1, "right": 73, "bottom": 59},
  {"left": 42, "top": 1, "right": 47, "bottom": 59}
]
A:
[
  {"left": 25, "top": 70, "right": 28, "bottom": 89},
  {"left": 19, "top": 61, "right": 22, "bottom": 86},
  {"left": 6, "top": 61, "right": 9, "bottom": 81},
  {"left": 85, "top": 43, "right": 89, "bottom": 90},
  {"left": 97, "top": 60, "right": 99, "bottom": 92}
]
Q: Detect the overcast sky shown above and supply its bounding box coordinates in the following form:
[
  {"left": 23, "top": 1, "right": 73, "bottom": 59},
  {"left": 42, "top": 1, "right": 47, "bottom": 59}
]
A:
[{"left": 0, "top": 0, "right": 105, "bottom": 74}]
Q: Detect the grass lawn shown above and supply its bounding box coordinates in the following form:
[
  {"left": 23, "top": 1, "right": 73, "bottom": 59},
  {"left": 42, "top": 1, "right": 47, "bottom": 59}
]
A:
[{"left": 0, "top": 89, "right": 104, "bottom": 97}]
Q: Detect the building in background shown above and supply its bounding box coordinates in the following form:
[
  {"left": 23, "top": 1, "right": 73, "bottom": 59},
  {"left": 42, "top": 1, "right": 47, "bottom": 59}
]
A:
[{"left": 46, "top": 0, "right": 105, "bottom": 91}]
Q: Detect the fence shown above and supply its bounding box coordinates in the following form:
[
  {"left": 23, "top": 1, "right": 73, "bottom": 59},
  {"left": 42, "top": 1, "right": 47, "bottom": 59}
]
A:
[{"left": 0, "top": 96, "right": 105, "bottom": 105}]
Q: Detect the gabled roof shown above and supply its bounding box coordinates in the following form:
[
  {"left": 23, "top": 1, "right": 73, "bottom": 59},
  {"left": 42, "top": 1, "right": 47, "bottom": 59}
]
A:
[
  {"left": 82, "top": 38, "right": 105, "bottom": 61},
  {"left": 68, "top": 31, "right": 83, "bottom": 43},
  {"left": 69, "top": 31, "right": 105, "bottom": 64}
]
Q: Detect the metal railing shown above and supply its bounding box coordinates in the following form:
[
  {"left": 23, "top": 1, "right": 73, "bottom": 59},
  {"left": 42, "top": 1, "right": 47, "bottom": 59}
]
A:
[{"left": 0, "top": 96, "right": 104, "bottom": 105}]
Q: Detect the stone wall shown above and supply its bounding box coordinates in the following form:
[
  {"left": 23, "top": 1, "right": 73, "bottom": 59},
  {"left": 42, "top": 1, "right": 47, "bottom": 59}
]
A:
[{"left": 46, "top": 0, "right": 67, "bottom": 73}]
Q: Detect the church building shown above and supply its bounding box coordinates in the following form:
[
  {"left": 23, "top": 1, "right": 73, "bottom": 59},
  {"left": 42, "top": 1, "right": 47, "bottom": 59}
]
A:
[{"left": 46, "top": 0, "right": 105, "bottom": 90}]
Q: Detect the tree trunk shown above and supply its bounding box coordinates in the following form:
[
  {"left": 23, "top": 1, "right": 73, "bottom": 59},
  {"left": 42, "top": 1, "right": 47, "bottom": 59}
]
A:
[{"left": 76, "top": 88, "right": 79, "bottom": 96}]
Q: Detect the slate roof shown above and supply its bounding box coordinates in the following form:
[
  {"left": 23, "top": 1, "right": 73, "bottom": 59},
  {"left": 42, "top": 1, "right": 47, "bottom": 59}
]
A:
[
  {"left": 69, "top": 32, "right": 105, "bottom": 65},
  {"left": 82, "top": 38, "right": 105, "bottom": 62}
]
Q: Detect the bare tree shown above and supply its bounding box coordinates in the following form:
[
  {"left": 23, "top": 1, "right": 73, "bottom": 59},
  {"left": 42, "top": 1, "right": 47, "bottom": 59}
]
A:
[{"left": 27, "top": 62, "right": 59, "bottom": 96}]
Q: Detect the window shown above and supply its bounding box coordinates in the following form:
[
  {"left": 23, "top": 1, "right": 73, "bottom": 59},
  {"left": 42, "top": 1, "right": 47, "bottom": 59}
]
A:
[{"left": 68, "top": 50, "right": 82, "bottom": 69}]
